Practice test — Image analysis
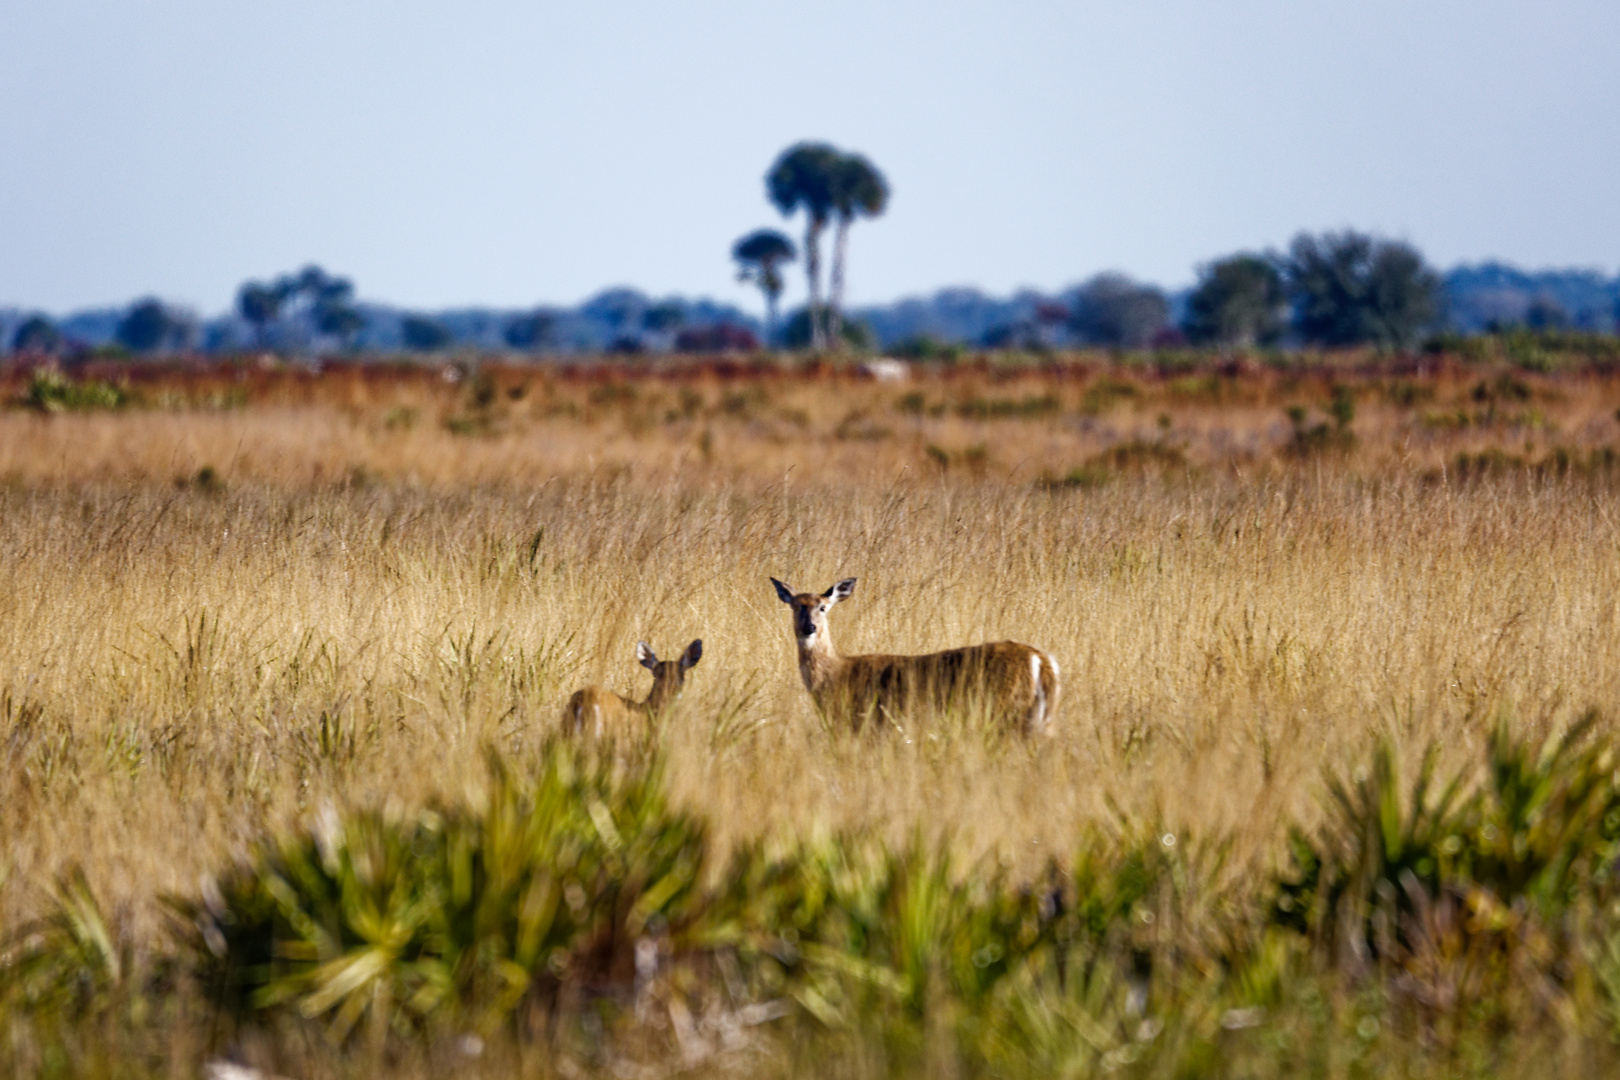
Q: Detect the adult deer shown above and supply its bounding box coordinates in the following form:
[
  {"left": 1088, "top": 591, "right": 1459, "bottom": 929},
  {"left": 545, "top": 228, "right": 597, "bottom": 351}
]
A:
[
  {"left": 770, "top": 577, "right": 1059, "bottom": 736},
  {"left": 563, "top": 640, "right": 702, "bottom": 737}
]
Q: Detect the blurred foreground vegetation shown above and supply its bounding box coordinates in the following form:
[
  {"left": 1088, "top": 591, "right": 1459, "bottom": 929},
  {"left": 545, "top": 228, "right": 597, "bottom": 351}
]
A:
[{"left": 8, "top": 726, "right": 1620, "bottom": 1078}]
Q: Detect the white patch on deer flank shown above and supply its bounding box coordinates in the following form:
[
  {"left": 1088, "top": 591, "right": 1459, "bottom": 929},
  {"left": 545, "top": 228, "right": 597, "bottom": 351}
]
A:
[{"left": 1030, "top": 652, "right": 1046, "bottom": 727}]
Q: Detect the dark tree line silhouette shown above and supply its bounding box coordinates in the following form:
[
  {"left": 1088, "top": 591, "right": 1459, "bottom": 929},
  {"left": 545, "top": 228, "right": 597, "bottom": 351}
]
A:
[
  {"left": 117, "top": 299, "right": 193, "bottom": 353},
  {"left": 1176, "top": 233, "right": 1441, "bottom": 350},
  {"left": 965, "top": 232, "right": 1446, "bottom": 353},
  {"left": 3, "top": 134, "right": 1601, "bottom": 361},
  {"left": 237, "top": 266, "right": 363, "bottom": 351}
]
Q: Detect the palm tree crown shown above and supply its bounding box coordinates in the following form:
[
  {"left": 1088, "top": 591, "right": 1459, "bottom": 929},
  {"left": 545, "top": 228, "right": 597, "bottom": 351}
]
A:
[
  {"left": 767, "top": 143, "right": 840, "bottom": 224},
  {"left": 733, "top": 229, "right": 796, "bottom": 266},
  {"left": 732, "top": 229, "right": 797, "bottom": 345},
  {"left": 829, "top": 153, "right": 889, "bottom": 221}
]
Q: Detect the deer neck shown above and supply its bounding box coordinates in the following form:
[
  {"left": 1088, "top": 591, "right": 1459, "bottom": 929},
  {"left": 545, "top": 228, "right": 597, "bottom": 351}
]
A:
[
  {"left": 642, "top": 674, "right": 682, "bottom": 717},
  {"left": 797, "top": 626, "right": 843, "bottom": 693}
]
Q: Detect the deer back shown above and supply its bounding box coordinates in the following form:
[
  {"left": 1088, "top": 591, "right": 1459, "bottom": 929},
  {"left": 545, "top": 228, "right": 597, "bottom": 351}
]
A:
[{"left": 821, "top": 641, "right": 1059, "bottom": 736}]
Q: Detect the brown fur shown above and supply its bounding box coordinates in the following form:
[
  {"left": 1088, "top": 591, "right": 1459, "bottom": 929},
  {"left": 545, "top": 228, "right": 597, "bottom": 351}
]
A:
[
  {"left": 771, "top": 577, "right": 1060, "bottom": 736},
  {"left": 562, "top": 639, "right": 702, "bottom": 737}
]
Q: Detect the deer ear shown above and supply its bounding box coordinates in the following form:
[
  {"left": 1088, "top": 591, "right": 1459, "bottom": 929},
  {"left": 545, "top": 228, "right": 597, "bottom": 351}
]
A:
[
  {"left": 681, "top": 639, "right": 703, "bottom": 669},
  {"left": 636, "top": 641, "right": 658, "bottom": 669},
  {"left": 771, "top": 578, "right": 796, "bottom": 604},
  {"left": 824, "top": 578, "right": 857, "bottom": 603}
]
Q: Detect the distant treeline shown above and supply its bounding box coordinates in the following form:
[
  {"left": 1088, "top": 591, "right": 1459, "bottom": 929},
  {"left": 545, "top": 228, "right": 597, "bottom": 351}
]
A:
[
  {"left": 866, "top": 258, "right": 1620, "bottom": 355},
  {"left": 3, "top": 241, "right": 1616, "bottom": 360}
]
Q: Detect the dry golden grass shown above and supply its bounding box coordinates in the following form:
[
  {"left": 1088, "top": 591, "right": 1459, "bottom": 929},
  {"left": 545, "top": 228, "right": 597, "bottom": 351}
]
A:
[{"left": 3, "top": 359, "right": 1620, "bottom": 964}]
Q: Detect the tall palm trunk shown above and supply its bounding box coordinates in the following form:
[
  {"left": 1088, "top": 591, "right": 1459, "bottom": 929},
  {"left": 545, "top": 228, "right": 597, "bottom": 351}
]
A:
[
  {"left": 827, "top": 214, "right": 851, "bottom": 350},
  {"left": 804, "top": 219, "right": 826, "bottom": 350},
  {"left": 765, "top": 286, "right": 780, "bottom": 347}
]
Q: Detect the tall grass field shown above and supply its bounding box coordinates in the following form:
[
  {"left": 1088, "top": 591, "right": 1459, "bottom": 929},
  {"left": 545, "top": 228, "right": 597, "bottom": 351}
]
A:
[{"left": 6, "top": 344, "right": 1620, "bottom": 1077}]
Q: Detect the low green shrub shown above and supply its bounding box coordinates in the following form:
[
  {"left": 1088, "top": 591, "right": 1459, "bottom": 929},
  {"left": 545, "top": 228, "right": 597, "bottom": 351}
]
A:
[
  {"left": 1039, "top": 440, "right": 1187, "bottom": 490},
  {"left": 954, "top": 393, "right": 1060, "bottom": 421},
  {"left": 18, "top": 370, "right": 129, "bottom": 412},
  {"left": 1283, "top": 388, "right": 1356, "bottom": 456}
]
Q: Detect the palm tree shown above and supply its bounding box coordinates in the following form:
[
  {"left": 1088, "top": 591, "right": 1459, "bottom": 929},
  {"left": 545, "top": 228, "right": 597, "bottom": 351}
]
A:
[
  {"left": 825, "top": 152, "right": 890, "bottom": 349},
  {"left": 731, "top": 229, "right": 796, "bottom": 345},
  {"left": 767, "top": 143, "right": 840, "bottom": 350}
]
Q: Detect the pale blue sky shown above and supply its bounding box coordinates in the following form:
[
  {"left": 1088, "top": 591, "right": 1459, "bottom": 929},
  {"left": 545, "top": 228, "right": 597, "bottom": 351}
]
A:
[{"left": 2, "top": 0, "right": 1617, "bottom": 317}]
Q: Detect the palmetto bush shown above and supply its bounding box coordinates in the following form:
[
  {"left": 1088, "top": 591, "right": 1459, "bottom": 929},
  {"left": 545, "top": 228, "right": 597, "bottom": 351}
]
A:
[
  {"left": 705, "top": 830, "right": 1053, "bottom": 1024},
  {"left": 1272, "top": 716, "right": 1620, "bottom": 1031},
  {"left": 0, "top": 869, "right": 126, "bottom": 1017},
  {"left": 168, "top": 744, "right": 709, "bottom": 1043},
  {"left": 152, "top": 741, "right": 1234, "bottom": 1062}
]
